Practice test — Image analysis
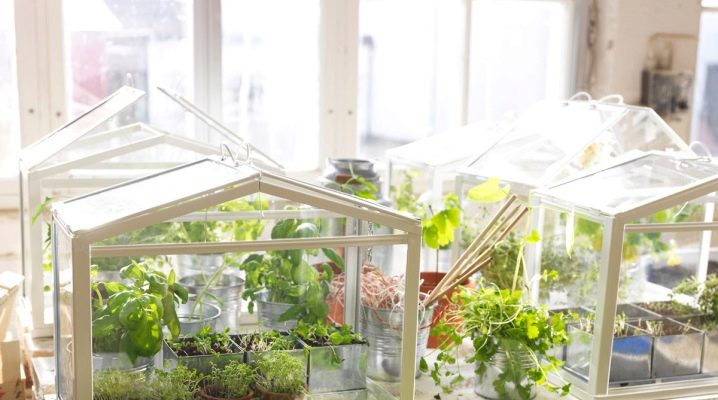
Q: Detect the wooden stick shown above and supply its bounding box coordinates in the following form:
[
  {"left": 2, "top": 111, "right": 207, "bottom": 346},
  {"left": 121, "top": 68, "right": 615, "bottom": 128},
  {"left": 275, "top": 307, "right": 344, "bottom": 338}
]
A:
[
  {"left": 424, "top": 257, "right": 493, "bottom": 307},
  {"left": 428, "top": 203, "right": 521, "bottom": 302}
]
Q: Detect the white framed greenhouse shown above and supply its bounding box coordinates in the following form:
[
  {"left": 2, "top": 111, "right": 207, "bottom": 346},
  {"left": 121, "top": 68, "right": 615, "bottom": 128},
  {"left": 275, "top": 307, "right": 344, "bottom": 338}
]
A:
[
  {"left": 526, "top": 150, "right": 718, "bottom": 400},
  {"left": 51, "top": 154, "right": 424, "bottom": 399},
  {"left": 19, "top": 86, "right": 281, "bottom": 337}
]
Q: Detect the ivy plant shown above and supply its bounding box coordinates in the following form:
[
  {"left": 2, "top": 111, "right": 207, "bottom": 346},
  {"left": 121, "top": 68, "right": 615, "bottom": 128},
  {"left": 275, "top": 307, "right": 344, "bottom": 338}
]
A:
[
  {"left": 91, "top": 261, "right": 188, "bottom": 362},
  {"left": 239, "top": 217, "right": 345, "bottom": 324}
]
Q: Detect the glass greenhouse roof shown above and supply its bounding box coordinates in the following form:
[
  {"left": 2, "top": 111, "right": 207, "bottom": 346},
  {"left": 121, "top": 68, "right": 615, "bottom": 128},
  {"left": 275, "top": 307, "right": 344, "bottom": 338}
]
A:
[
  {"left": 459, "top": 99, "right": 691, "bottom": 188},
  {"left": 535, "top": 152, "right": 718, "bottom": 215}
]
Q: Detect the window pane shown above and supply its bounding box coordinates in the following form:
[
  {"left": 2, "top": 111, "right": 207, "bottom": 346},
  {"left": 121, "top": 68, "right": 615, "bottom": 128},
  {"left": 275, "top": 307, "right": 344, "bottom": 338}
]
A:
[
  {"left": 221, "top": 0, "right": 320, "bottom": 171},
  {"left": 0, "top": 0, "right": 19, "bottom": 176},
  {"left": 690, "top": 11, "right": 718, "bottom": 152},
  {"left": 357, "top": 0, "right": 465, "bottom": 159},
  {"left": 63, "top": 0, "right": 194, "bottom": 134},
  {"left": 468, "top": 0, "right": 572, "bottom": 122}
]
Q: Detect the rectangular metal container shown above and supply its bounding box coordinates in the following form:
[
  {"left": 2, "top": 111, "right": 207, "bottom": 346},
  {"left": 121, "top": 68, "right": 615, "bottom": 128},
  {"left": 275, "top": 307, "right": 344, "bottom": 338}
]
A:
[
  {"left": 673, "top": 316, "right": 718, "bottom": 375},
  {"left": 564, "top": 324, "right": 654, "bottom": 384},
  {"left": 162, "top": 338, "right": 244, "bottom": 374},
  {"left": 633, "top": 318, "right": 703, "bottom": 378},
  {"left": 306, "top": 342, "right": 369, "bottom": 393},
  {"left": 231, "top": 333, "right": 309, "bottom": 376}
]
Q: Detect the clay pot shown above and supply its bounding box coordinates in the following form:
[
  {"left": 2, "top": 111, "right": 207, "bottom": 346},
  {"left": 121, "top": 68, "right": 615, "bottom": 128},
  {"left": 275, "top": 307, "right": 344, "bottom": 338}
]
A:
[
  {"left": 420, "top": 271, "right": 473, "bottom": 349},
  {"left": 197, "top": 386, "right": 254, "bottom": 400},
  {"left": 254, "top": 384, "right": 306, "bottom": 400}
]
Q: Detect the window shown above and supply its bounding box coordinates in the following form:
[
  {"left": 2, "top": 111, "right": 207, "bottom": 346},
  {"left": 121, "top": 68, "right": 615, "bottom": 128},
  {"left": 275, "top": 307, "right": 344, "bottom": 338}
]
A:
[
  {"left": 690, "top": 10, "right": 718, "bottom": 153},
  {"left": 63, "top": 0, "right": 194, "bottom": 134},
  {"left": 0, "top": 0, "right": 19, "bottom": 177},
  {"left": 221, "top": 0, "right": 321, "bottom": 171}
]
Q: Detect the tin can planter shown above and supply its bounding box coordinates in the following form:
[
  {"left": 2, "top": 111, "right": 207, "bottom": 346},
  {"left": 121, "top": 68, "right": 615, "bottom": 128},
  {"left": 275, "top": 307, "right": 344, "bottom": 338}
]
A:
[
  {"left": 632, "top": 318, "right": 703, "bottom": 378},
  {"left": 474, "top": 350, "right": 537, "bottom": 400},
  {"left": 358, "top": 304, "right": 434, "bottom": 382},
  {"left": 303, "top": 340, "right": 368, "bottom": 393},
  {"left": 91, "top": 352, "right": 154, "bottom": 372},
  {"left": 674, "top": 316, "right": 718, "bottom": 374},
  {"left": 254, "top": 383, "right": 306, "bottom": 400},
  {"left": 177, "top": 254, "right": 224, "bottom": 275},
  {"left": 163, "top": 336, "right": 244, "bottom": 374},
  {"left": 180, "top": 272, "right": 245, "bottom": 332},
  {"left": 256, "top": 291, "right": 299, "bottom": 330},
  {"left": 198, "top": 386, "right": 255, "bottom": 400},
  {"left": 177, "top": 301, "right": 222, "bottom": 335},
  {"left": 564, "top": 324, "right": 654, "bottom": 384}
]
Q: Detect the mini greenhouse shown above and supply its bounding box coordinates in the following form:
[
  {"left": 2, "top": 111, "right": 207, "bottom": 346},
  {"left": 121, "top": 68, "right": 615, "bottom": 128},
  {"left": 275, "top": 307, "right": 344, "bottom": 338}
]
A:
[
  {"left": 51, "top": 154, "right": 423, "bottom": 399},
  {"left": 527, "top": 150, "right": 718, "bottom": 399},
  {"left": 20, "top": 86, "right": 281, "bottom": 337}
]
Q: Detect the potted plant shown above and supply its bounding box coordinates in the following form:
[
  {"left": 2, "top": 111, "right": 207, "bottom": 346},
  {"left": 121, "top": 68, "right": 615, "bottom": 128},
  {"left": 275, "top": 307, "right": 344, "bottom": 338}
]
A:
[
  {"left": 290, "top": 321, "right": 368, "bottom": 393},
  {"left": 232, "top": 329, "right": 306, "bottom": 365},
  {"left": 198, "top": 361, "right": 255, "bottom": 400},
  {"left": 91, "top": 261, "right": 188, "bottom": 370},
  {"left": 427, "top": 281, "right": 572, "bottom": 400},
  {"left": 632, "top": 318, "right": 703, "bottom": 378},
  {"left": 240, "top": 217, "right": 344, "bottom": 329},
  {"left": 147, "top": 364, "right": 204, "bottom": 400},
  {"left": 92, "top": 368, "right": 149, "bottom": 399},
  {"left": 165, "top": 326, "right": 244, "bottom": 373},
  {"left": 254, "top": 351, "right": 308, "bottom": 400}
]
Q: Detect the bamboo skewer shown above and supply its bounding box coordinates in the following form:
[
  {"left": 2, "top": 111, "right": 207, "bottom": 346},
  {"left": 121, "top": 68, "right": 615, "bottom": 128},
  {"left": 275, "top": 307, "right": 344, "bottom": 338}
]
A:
[{"left": 422, "top": 200, "right": 529, "bottom": 307}]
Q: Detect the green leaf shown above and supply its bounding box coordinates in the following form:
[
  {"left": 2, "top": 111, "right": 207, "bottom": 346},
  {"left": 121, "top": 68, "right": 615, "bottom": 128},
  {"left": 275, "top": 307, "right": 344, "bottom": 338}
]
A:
[
  {"left": 523, "top": 229, "right": 541, "bottom": 244},
  {"left": 163, "top": 293, "right": 180, "bottom": 339},
  {"left": 527, "top": 325, "right": 539, "bottom": 339},
  {"left": 31, "top": 196, "right": 54, "bottom": 225},
  {"left": 292, "top": 222, "right": 319, "bottom": 239},
  {"left": 279, "top": 303, "right": 305, "bottom": 322},
  {"left": 419, "top": 357, "right": 429, "bottom": 373},
  {"left": 321, "top": 248, "right": 345, "bottom": 271},
  {"left": 467, "top": 178, "right": 510, "bottom": 204},
  {"left": 271, "top": 219, "right": 297, "bottom": 239}
]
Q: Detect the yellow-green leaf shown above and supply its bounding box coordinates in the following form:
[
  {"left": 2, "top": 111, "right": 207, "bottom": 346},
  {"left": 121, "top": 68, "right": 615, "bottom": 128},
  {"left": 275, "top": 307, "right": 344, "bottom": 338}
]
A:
[
  {"left": 523, "top": 229, "right": 541, "bottom": 244},
  {"left": 467, "top": 178, "right": 510, "bottom": 204}
]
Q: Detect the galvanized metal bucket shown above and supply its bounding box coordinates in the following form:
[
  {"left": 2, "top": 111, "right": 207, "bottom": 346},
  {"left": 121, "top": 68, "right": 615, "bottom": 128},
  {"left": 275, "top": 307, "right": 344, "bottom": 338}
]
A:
[
  {"left": 177, "top": 300, "right": 222, "bottom": 335},
  {"left": 474, "top": 350, "right": 537, "bottom": 400},
  {"left": 358, "top": 304, "right": 434, "bottom": 382},
  {"left": 306, "top": 342, "right": 369, "bottom": 393},
  {"left": 256, "top": 291, "right": 299, "bottom": 330},
  {"left": 180, "top": 272, "right": 244, "bottom": 331},
  {"left": 177, "top": 254, "right": 224, "bottom": 275}
]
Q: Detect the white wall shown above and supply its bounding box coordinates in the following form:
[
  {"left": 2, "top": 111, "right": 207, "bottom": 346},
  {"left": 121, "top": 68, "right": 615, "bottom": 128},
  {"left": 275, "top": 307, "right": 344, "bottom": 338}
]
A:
[{"left": 586, "top": 0, "right": 702, "bottom": 140}]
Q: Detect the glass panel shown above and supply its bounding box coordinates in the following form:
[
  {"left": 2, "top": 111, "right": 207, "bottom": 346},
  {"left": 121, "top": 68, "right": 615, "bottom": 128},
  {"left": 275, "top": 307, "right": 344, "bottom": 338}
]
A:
[
  {"left": 63, "top": 0, "right": 193, "bottom": 134},
  {"left": 0, "top": 0, "right": 19, "bottom": 176},
  {"left": 547, "top": 154, "right": 718, "bottom": 214},
  {"left": 221, "top": 0, "right": 320, "bottom": 171},
  {"left": 690, "top": 11, "right": 718, "bottom": 153},
  {"left": 467, "top": 0, "right": 572, "bottom": 122},
  {"left": 464, "top": 101, "right": 623, "bottom": 187},
  {"left": 357, "top": 0, "right": 465, "bottom": 159},
  {"left": 56, "top": 160, "right": 252, "bottom": 232},
  {"left": 54, "top": 224, "right": 75, "bottom": 399}
]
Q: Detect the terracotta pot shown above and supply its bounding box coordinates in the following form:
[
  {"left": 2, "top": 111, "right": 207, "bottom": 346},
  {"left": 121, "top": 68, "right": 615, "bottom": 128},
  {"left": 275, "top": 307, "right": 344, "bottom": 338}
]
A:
[
  {"left": 198, "top": 386, "right": 254, "bottom": 400},
  {"left": 420, "top": 272, "right": 474, "bottom": 349},
  {"left": 254, "top": 383, "right": 306, "bottom": 400}
]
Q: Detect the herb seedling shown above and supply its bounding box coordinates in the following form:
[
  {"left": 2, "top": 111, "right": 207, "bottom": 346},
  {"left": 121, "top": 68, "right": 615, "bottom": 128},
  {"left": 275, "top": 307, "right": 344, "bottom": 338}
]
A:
[
  {"left": 169, "top": 326, "right": 236, "bottom": 357},
  {"left": 254, "top": 351, "right": 307, "bottom": 396},
  {"left": 203, "top": 361, "right": 255, "bottom": 399}
]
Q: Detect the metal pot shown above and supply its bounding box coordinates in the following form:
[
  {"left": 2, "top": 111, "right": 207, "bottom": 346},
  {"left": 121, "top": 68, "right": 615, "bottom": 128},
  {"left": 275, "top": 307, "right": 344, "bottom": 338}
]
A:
[
  {"left": 180, "top": 271, "right": 244, "bottom": 332},
  {"left": 256, "top": 291, "right": 299, "bottom": 331},
  {"left": 176, "top": 254, "right": 225, "bottom": 275},
  {"left": 358, "top": 304, "right": 434, "bottom": 382},
  {"left": 474, "top": 350, "right": 537, "bottom": 400},
  {"left": 177, "top": 300, "right": 222, "bottom": 335}
]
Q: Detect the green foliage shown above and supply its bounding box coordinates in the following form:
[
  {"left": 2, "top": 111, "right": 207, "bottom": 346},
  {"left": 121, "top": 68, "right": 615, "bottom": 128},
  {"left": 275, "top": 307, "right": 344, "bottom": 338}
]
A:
[
  {"left": 290, "top": 321, "right": 365, "bottom": 366},
  {"left": 325, "top": 166, "right": 378, "bottom": 201},
  {"left": 422, "top": 193, "right": 462, "bottom": 250},
  {"left": 239, "top": 217, "right": 344, "bottom": 324},
  {"left": 255, "top": 352, "right": 306, "bottom": 395},
  {"left": 205, "top": 361, "right": 255, "bottom": 398},
  {"left": 93, "top": 369, "right": 149, "bottom": 400},
  {"left": 673, "top": 274, "right": 718, "bottom": 318},
  {"left": 234, "top": 330, "right": 298, "bottom": 352},
  {"left": 426, "top": 282, "right": 572, "bottom": 399},
  {"left": 467, "top": 178, "right": 510, "bottom": 204},
  {"left": 169, "top": 326, "right": 235, "bottom": 356},
  {"left": 480, "top": 233, "right": 524, "bottom": 290},
  {"left": 91, "top": 261, "right": 188, "bottom": 362},
  {"left": 147, "top": 364, "right": 204, "bottom": 400},
  {"left": 218, "top": 197, "right": 268, "bottom": 241},
  {"left": 389, "top": 169, "right": 427, "bottom": 218}
]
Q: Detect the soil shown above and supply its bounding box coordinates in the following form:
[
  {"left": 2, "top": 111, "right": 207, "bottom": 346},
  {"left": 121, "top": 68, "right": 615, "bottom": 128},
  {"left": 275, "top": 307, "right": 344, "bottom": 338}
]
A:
[
  {"left": 230, "top": 333, "right": 302, "bottom": 352},
  {"left": 297, "top": 335, "right": 365, "bottom": 347},
  {"left": 635, "top": 301, "right": 699, "bottom": 318},
  {"left": 169, "top": 337, "right": 236, "bottom": 357}
]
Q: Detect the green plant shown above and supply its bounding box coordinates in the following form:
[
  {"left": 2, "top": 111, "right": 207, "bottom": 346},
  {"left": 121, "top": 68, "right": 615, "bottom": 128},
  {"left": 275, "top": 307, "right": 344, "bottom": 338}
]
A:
[
  {"left": 255, "top": 352, "right": 306, "bottom": 395},
  {"left": 204, "top": 361, "right": 255, "bottom": 398},
  {"left": 91, "top": 261, "right": 188, "bottom": 362},
  {"left": 390, "top": 169, "right": 427, "bottom": 218},
  {"left": 290, "top": 321, "right": 365, "bottom": 365},
  {"left": 147, "top": 364, "right": 204, "bottom": 400},
  {"left": 169, "top": 326, "right": 235, "bottom": 356},
  {"left": 673, "top": 274, "right": 718, "bottom": 318},
  {"left": 425, "top": 283, "right": 572, "bottom": 399},
  {"left": 325, "top": 164, "right": 378, "bottom": 201},
  {"left": 93, "top": 369, "right": 149, "bottom": 400},
  {"left": 233, "top": 330, "right": 298, "bottom": 352},
  {"left": 239, "top": 217, "right": 345, "bottom": 324}
]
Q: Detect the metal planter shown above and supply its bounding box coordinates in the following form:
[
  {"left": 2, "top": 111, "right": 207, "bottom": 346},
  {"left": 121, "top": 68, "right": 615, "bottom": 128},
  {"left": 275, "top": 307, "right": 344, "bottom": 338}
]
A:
[
  {"left": 231, "top": 333, "right": 308, "bottom": 372},
  {"left": 474, "top": 350, "right": 537, "bottom": 400},
  {"left": 162, "top": 338, "right": 244, "bottom": 374},
  {"left": 674, "top": 316, "right": 718, "bottom": 375},
  {"left": 564, "top": 324, "right": 653, "bottom": 384},
  {"left": 358, "top": 304, "right": 434, "bottom": 382},
  {"left": 305, "top": 342, "right": 369, "bottom": 393},
  {"left": 634, "top": 318, "right": 703, "bottom": 378},
  {"left": 255, "top": 292, "right": 299, "bottom": 330},
  {"left": 177, "top": 300, "right": 221, "bottom": 335},
  {"left": 180, "top": 272, "right": 244, "bottom": 332},
  {"left": 634, "top": 301, "right": 702, "bottom": 319},
  {"left": 177, "top": 254, "right": 224, "bottom": 275}
]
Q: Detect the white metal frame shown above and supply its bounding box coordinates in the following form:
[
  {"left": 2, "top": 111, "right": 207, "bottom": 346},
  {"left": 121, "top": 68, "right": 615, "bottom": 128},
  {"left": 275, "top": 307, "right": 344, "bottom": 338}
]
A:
[
  {"left": 529, "top": 151, "right": 718, "bottom": 399},
  {"left": 52, "top": 156, "right": 422, "bottom": 400},
  {"left": 19, "top": 88, "right": 225, "bottom": 337}
]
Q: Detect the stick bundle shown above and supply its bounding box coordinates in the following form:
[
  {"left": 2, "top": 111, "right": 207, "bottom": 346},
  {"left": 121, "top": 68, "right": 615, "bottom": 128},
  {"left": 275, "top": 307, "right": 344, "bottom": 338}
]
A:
[{"left": 422, "top": 194, "right": 528, "bottom": 307}]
